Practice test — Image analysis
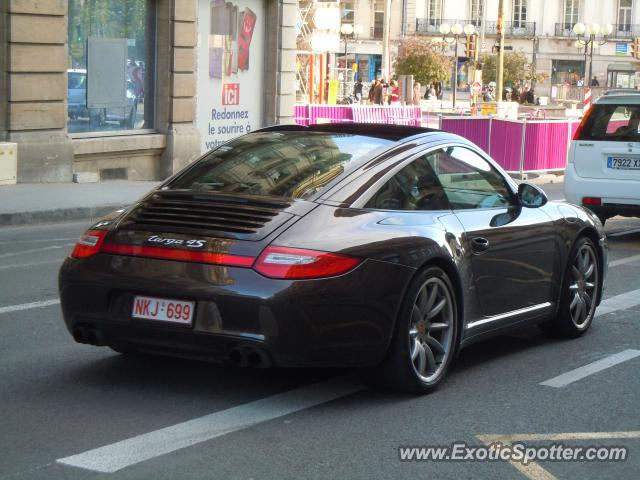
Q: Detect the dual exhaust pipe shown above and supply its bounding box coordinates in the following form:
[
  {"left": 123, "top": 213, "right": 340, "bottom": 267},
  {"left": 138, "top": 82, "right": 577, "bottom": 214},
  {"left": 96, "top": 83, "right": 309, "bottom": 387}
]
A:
[
  {"left": 73, "top": 325, "right": 106, "bottom": 346},
  {"left": 228, "top": 346, "right": 272, "bottom": 368}
]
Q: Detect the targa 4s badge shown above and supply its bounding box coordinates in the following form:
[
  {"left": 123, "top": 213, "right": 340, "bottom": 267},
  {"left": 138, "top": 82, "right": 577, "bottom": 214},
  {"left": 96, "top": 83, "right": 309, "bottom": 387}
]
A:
[{"left": 147, "top": 235, "right": 206, "bottom": 248}]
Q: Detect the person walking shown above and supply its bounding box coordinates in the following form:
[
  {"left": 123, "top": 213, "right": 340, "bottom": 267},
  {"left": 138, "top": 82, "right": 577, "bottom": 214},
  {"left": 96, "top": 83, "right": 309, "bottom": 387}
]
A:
[
  {"left": 368, "top": 79, "right": 378, "bottom": 104},
  {"left": 389, "top": 80, "right": 400, "bottom": 105},
  {"left": 525, "top": 87, "right": 535, "bottom": 104},
  {"left": 591, "top": 76, "right": 600, "bottom": 87},
  {"left": 373, "top": 79, "right": 384, "bottom": 105},
  {"left": 353, "top": 79, "right": 363, "bottom": 104},
  {"left": 412, "top": 82, "right": 422, "bottom": 105}
]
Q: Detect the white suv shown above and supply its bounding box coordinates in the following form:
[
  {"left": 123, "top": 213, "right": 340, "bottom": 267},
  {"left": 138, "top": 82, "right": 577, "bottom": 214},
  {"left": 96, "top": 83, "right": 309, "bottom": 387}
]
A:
[{"left": 565, "top": 93, "right": 640, "bottom": 224}]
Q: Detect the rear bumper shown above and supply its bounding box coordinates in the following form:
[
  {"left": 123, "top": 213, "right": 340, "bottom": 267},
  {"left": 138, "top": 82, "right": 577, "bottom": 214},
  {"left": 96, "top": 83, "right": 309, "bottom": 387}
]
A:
[
  {"left": 565, "top": 164, "right": 640, "bottom": 218},
  {"left": 58, "top": 254, "right": 414, "bottom": 368}
]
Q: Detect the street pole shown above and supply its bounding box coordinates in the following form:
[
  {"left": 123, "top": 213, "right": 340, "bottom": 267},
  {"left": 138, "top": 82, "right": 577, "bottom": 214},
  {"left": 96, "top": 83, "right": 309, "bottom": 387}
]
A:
[
  {"left": 382, "top": 0, "right": 391, "bottom": 81},
  {"left": 453, "top": 36, "right": 459, "bottom": 108},
  {"left": 588, "top": 35, "right": 594, "bottom": 85},
  {"left": 343, "top": 35, "right": 348, "bottom": 99},
  {"left": 496, "top": 0, "right": 505, "bottom": 102}
]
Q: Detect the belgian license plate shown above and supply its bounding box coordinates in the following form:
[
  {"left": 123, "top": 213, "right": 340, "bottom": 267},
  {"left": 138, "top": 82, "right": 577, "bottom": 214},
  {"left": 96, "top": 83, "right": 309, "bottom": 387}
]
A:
[
  {"left": 607, "top": 157, "right": 640, "bottom": 170},
  {"left": 132, "top": 296, "right": 195, "bottom": 325}
]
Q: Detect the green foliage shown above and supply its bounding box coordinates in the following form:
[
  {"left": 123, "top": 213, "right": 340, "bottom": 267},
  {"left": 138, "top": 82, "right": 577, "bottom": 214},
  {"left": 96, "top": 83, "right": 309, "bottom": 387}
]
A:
[
  {"left": 394, "top": 37, "right": 452, "bottom": 86},
  {"left": 479, "top": 50, "right": 536, "bottom": 88}
]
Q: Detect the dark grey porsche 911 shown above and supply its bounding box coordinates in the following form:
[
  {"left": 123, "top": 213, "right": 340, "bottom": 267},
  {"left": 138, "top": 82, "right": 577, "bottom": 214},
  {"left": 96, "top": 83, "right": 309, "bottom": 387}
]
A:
[{"left": 59, "top": 123, "right": 608, "bottom": 393}]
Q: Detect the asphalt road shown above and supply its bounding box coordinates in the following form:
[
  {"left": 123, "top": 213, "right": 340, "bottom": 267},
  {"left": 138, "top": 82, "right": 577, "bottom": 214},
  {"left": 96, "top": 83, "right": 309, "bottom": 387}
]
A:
[{"left": 1, "top": 192, "right": 639, "bottom": 480}]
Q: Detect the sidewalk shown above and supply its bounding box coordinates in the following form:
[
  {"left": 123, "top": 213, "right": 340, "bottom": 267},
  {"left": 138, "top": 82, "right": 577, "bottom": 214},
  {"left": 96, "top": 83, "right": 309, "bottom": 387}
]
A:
[{"left": 0, "top": 181, "right": 160, "bottom": 227}]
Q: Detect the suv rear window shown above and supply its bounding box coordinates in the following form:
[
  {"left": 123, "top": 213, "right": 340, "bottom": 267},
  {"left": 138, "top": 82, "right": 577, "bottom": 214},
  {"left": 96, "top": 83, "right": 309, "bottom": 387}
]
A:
[
  {"left": 169, "top": 131, "right": 391, "bottom": 200},
  {"left": 578, "top": 104, "right": 640, "bottom": 141}
]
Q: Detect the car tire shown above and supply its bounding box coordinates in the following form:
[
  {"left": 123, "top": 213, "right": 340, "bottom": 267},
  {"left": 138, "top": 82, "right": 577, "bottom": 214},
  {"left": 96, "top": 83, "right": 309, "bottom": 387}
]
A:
[
  {"left": 362, "top": 266, "right": 460, "bottom": 394},
  {"left": 541, "top": 236, "right": 601, "bottom": 338}
]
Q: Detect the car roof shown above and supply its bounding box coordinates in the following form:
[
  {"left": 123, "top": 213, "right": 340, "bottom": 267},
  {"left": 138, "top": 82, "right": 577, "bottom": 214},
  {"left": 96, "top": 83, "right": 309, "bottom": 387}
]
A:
[
  {"left": 258, "top": 123, "right": 440, "bottom": 142},
  {"left": 596, "top": 93, "right": 640, "bottom": 104}
]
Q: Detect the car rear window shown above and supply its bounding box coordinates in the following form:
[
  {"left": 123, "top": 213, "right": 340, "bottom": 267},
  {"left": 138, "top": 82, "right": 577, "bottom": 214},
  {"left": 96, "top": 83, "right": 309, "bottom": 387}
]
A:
[
  {"left": 168, "top": 131, "right": 392, "bottom": 200},
  {"left": 578, "top": 104, "right": 640, "bottom": 141}
]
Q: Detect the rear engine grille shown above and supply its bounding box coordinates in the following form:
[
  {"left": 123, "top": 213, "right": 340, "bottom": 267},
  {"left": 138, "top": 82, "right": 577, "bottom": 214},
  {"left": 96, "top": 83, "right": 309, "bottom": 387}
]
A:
[{"left": 120, "top": 191, "right": 292, "bottom": 239}]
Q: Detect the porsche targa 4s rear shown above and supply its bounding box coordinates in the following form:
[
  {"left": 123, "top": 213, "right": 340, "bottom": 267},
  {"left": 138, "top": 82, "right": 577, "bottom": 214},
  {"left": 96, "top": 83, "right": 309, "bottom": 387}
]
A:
[{"left": 60, "top": 123, "right": 607, "bottom": 393}]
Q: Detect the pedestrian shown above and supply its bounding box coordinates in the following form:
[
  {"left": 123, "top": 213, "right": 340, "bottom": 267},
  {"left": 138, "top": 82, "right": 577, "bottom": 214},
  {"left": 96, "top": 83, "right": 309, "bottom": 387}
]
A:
[
  {"left": 389, "top": 80, "right": 400, "bottom": 105},
  {"left": 373, "top": 79, "right": 384, "bottom": 105},
  {"left": 368, "top": 79, "right": 378, "bottom": 104},
  {"left": 519, "top": 85, "right": 530, "bottom": 104},
  {"left": 412, "top": 82, "right": 422, "bottom": 105},
  {"left": 591, "top": 76, "right": 600, "bottom": 87},
  {"left": 427, "top": 84, "right": 437, "bottom": 100},
  {"left": 526, "top": 87, "right": 535, "bottom": 104},
  {"left": 353, "top": 78, "right": 363, "bottom": 104}
]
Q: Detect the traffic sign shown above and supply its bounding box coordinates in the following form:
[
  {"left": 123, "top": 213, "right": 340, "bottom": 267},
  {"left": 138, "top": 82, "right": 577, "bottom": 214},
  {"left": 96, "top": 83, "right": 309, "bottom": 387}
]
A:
[{"left": 472, "top": 81, "right": 482, "bottom": 95}]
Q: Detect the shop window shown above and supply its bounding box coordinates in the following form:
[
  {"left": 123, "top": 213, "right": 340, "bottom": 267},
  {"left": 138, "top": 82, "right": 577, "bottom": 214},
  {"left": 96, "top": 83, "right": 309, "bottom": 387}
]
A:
[{"left": 67, "top": 0, "right": 155, "bottom": 135}]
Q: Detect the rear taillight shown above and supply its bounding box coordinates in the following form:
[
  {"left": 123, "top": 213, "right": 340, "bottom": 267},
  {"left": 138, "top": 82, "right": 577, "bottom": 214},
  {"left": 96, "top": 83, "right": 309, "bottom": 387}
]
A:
[
  {"left": 254, "top": 246, "right": 361, "bottom": 279},
  {"left": 70, "top": 230, "right": 109, "bottom": 258},
  {"left": 572, "top": 105, "right": 593, "bottom": 141},
  {"left": 582, "top": 197, "right": 602, "bottom": 206}
]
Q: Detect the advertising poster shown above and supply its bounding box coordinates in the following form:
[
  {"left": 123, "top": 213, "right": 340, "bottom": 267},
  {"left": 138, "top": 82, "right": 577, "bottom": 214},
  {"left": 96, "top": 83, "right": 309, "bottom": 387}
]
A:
[{"left": 197, "top": 0, "right": 265, "bottom": 152}]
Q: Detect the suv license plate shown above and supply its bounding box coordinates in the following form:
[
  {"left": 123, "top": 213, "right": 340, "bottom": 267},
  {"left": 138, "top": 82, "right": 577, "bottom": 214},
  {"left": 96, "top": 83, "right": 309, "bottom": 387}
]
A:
[
  {"left": 132, "top": 296, "right": 195, "bottom": 325},
  {"left": 607, "top": 157, "right": 640, "bottom": 170}
]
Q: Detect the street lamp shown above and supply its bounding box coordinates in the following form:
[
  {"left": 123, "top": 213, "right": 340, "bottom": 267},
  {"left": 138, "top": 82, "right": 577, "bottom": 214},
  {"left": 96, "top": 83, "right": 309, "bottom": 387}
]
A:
[
  {"left": 439, "top": 22, "right": 477, "bottom": 108},
  {"left": 340, "top": 23, "right": 363, "bottom": 99},
  {"left": 573, "top": 22, "right": 613, "bottom": 86}
]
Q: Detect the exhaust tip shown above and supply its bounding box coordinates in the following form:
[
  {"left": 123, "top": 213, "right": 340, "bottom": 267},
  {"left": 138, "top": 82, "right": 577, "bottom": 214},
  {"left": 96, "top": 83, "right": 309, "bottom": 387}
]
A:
[{"left": 73, "top": 327, "right": 86, "bottom": 344}]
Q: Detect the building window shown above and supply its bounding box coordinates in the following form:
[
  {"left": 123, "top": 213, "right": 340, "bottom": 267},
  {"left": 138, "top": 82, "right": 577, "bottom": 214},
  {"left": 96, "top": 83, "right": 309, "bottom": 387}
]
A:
[
  {"left": 513, "top": 0, "right": 527, "bottom": 27},
  {"left": 618, "top": 0, "right": 633, "bottom": 30},
  {"left": 563, "top": 0, "right": 580, "bottom": 29},
  {"left": 67, "top": 0, "right": 155, "bottom": 135},
  {"left": 373, "top": 2, "right": 384, "bottom": 39},
  {"left": 470, "top": 0, "right": 483, "bottom": 24},
  {"left": 341, "top": 1, "right": 354, "bottom": 25},
  {"left": 427, "top": 0, "right": 442, "bottom": 26}
]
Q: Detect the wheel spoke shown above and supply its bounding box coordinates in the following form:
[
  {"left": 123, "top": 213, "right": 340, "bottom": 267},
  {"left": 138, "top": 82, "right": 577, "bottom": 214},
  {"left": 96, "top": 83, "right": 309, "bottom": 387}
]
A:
[
  {"left": 430, "top": 322, "right": 449, "bottom": 331},
  {"left": 422, "top": 285, "right": 438, "bottom": 316},
  {"left": 411, "top": 305, "right": 422, "bottom": 326},
  {"left": 569, "top": 293, "right": 580, "bottom": 310},
  {"left": 579, "top": 297, "right": 587, "bottom": 322},
  {"left": 423, "top": 342, "right": 436, "bottom": 374},
  {"left": 415, "top": 342, "right": 427, "bottom": 373},
  {"left": 585, "top": 282, "right": 595, "bottom": 289},
  {"left": 411, "top": 338, "right": 421, "bottom": 360},
  {"left": 426, "top": 298, "right": 447, "bottom": 320},
  {"left": 426, "top": 335, "right": 445, "bottom": 355},
  {"left": 584, "top": 292, "right": 593, "bottom": 309},
  {"left": 584, "top": 262, "right": 595, "bottom": 279},
  {"left": 571, "top": 265, "right": 581, "bottom": 281},
  {"left": 569, "top": 283, "right": 579, "bottom": 292}
]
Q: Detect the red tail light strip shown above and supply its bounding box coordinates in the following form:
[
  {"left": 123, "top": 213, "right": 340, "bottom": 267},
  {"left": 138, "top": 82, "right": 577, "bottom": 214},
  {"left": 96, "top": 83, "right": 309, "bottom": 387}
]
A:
[{"left": 100, "top": 243, "right": 255, "bottom": 267}]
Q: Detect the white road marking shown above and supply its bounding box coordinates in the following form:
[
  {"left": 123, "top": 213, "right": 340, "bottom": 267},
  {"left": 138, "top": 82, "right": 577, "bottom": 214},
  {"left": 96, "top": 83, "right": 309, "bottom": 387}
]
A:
[
  {"left": 0, "top": 260, "right": 61, "bottom": 271},
  {"left": 0, "top": 244, "right": 74, "bottom": 259},
  {"left": 540, "top": 349, "right": 640, "bottom": 388},
  {"left": 609, "top": 253, "right": 640, "bottom": 267},
  {"left": 57, "top": 376, "right": 366, "bottom": 473},
  {"left": 0, "top": 299, "right": 61, "bottom": 315},
  {"left": 609, "top": 227, "right": 640, "bottom": 238},
  {"left": 595, "top": 288, "right": 640, "bottom": 317}
]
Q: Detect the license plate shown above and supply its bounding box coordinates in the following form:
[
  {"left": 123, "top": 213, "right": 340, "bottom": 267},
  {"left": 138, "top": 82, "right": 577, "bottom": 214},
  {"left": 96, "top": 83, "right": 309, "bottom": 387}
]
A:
[
  {"left": 132, "top": 296, "right": 195, "bottom": 325},
  {"left": 607, "top": 157, "right": 640, "bottom": 170}
]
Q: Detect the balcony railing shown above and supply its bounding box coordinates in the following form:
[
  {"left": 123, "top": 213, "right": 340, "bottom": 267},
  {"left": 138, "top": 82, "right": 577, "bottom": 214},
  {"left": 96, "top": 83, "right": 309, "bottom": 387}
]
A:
[
  {"left": 415, "top": 18, "right": 482, "bottom": 35},
  {"left": 555, "top": 22, "right": 640, "bottom": 38},
  {"left": 485, "top": 20, "right": 536, "bottom": 37},
  {"left": 416, "top": 18, "right": 535, "bottom": 37}
]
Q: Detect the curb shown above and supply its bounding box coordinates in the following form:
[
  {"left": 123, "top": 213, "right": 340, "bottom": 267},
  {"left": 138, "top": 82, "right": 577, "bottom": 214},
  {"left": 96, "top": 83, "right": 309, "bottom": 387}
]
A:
[{"left": 0, "top": 204, "right": 126, "bottom": 227}]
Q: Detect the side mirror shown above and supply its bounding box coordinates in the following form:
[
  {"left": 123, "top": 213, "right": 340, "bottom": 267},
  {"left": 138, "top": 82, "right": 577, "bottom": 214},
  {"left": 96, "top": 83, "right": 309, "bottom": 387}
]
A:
[{"left": 518, "top": 183, "right": 548, "bottom": 208}]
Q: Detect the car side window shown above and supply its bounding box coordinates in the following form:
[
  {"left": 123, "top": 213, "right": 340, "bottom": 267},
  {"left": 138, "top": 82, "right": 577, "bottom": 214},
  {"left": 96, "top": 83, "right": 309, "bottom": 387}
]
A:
[
  {"left": 364, "top": 153, "right": 451, "bottom": 211},
  {"left": 426, "top": 147, "right": 515, "bottom": 210}
]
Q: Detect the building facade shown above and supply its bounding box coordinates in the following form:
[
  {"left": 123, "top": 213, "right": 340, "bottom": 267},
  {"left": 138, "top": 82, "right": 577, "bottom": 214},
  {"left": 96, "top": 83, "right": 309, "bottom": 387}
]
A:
[
  {"left": 0, "top": 0, "right": 297, "bottom": 184},
  {"left": 413, "top": 0, "right": 640, "bottom": 95}
]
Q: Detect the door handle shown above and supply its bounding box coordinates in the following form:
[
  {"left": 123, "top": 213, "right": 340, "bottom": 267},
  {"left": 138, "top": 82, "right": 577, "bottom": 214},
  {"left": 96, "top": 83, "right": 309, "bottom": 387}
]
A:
[{"left": 471, "top": 237, "right": 490, "bottom": 254}]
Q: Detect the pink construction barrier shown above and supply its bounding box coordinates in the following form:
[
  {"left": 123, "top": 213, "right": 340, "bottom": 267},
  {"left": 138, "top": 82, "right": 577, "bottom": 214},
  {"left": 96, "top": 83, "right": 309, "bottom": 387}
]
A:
[
  {"left": 489, "top": 120, "right": 525, "bottom": 172},
  {"left": 441, "top": 117, "right": 491, "bottom": 152},
  {"left": 293, "top": 104, "right": 422, "bottom": 127}
]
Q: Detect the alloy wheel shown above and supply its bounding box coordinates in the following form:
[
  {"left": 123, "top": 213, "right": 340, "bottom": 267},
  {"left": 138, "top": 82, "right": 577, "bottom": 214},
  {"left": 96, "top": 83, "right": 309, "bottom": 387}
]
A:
[
  {"left": 409, "top": 277, "right": 455, "bottom": 383},
  {"left": 568, "top": 243, "right": 599, "bottom": 329}
]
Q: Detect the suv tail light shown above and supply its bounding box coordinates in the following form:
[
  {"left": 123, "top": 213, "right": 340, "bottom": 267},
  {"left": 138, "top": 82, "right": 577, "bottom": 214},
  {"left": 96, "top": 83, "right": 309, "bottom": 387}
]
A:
[
  {"left": 582, "top": 197, "right": 602, "bottom": 206},
  {"left": 71, "top": 230, "right": 109, "bottom": 258},
  {"left": 254, "top": 246, "right": 361, "bottom": 279},
  {"left": 572, "top": 105, "right": 593, "bottom": 141}
]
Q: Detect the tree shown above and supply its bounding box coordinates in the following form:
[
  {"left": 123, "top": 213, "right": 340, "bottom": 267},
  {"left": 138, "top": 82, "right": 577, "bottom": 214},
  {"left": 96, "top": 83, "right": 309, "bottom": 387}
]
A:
[
  {"left": 394, "top": 37, "right": 451, "bottom": 86},
  {"left": 479, "top": 50, "right": 539, "bottom": 88}
]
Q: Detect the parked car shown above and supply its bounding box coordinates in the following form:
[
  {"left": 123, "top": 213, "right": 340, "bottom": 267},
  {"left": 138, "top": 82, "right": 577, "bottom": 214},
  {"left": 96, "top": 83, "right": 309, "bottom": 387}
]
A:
[
  {"left": 566, "top": 92, "right": 640, "bottom": 223},
  {"left": 67, "top": 69, "right": 138, "bottom": 129},
  {"left": 59, "top": 124, "right": 608, "bottom": 393}
]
